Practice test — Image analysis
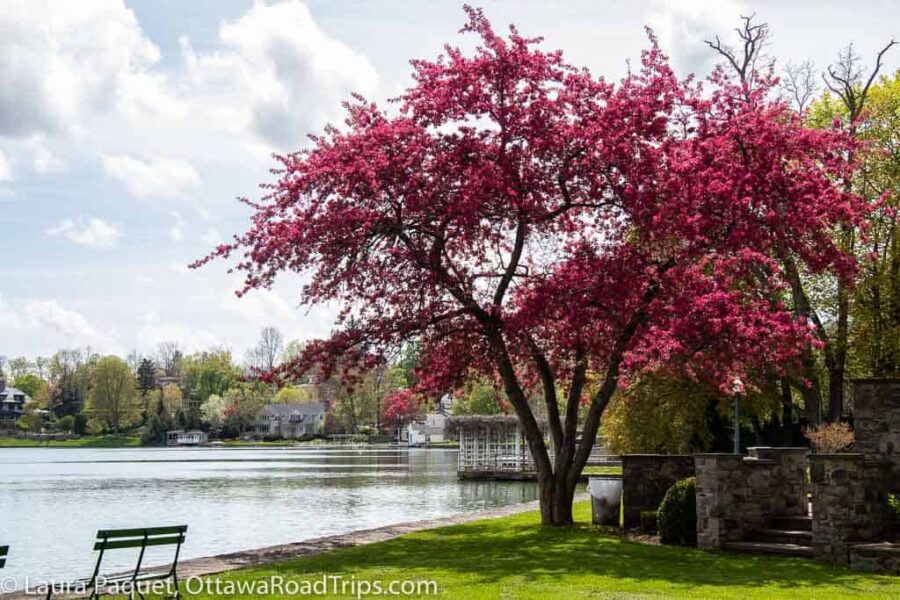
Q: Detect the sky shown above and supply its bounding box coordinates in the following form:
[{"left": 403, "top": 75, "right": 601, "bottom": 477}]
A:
[{"left": 0, "top": 0, "right": 897, "bottom": 363}]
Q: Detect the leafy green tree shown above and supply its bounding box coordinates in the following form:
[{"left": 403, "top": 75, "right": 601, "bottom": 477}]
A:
[
  {"left": 784, "top": 45, "right": 897, "bottom": 421},
  {"left": 136, "top": 358, "right": 158, "bottom": 396},
  {"left": 49, "top": 349, "right": 96, "bottom": 416},
  {"left": 142, "top": 397, "right": 174, "bottom": 445},
  {"left": 452, "top": 379, "right": 504, "bottom": 415},
  {"left": 200, "top": 394, "right": 227, "bottom": 429},
  {"left": 273, "top": 385, "right": 319, "bottom": 404},
  {"left": 181, "top": 350, "right": 241, "bottom": 409},
  {"left": 223, "top": 383, "right": 270, "bottom": 436},
  {"left": 842, "top": 73, "right": 900, "bottom": 378},
  {"left": 12, "top": 373, "right": 43, "bottom": 399},
  {"left": 601, "top": 374, "right": 781, "bottom": 454},
  {"left": 8, "top": 357, "right": 32, "bottom": 378},
  {"left": 331, "top": 364, "right": 407, "bottom": 433},
  {"left": 159, "top": 383, "right": 184, "bottom": 417},
  {"left": 86, "top": 356, "right": 141, "bottom": 433}
]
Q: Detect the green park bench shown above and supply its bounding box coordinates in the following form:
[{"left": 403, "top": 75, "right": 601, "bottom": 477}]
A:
[{"left": 52, "top": 526, "right": 188, "bottom": 600}]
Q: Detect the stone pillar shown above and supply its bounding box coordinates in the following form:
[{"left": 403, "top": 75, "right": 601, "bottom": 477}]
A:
[
  {"left": 810, "top": 454, "right": 892, "bottom": 564},
  {"left": 853, "top": 379, "right": 900, "bottom": 492},
  {"left": 695, "top": 454, "right": 744, "bottom": 550},
  {"left": 621, "top": 454, "right": 695, "bottom": 528},
  {"left": 749, "top": 447, "right": 809, "bottom": 516}
]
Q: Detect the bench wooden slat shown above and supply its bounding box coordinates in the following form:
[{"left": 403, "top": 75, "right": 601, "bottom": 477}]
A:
[
  {"left": 0, "top": 545, "right": 7, "bottom": 557},
  {"left": 0, "top": 560, "right": 5, "bottom": 569},
  {"left": 95, "top": 525, "right": 187, "bottom": 538},
  {"left": 94, "top": 534, "right": 185, "bottom": 551}
]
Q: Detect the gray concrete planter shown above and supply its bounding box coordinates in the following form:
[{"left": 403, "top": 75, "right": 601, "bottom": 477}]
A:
[{"left": 588, "top": 475, "right": 622, "bottom": 526}]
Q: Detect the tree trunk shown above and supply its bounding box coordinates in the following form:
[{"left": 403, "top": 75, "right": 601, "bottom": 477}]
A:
[
  {"left": 780, "top": 378, "right": 793, "bottom": 427},
  {"left": 535, "top": 463, "right": 581, "bottom": 525},
  {"left": 829, "top": 271, "right": 850, "bottom": 421},
  {"left": 828, "top": 367, "right": 846, "bottom": 422}
]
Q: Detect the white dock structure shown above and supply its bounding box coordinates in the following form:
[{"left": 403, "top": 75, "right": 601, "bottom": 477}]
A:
[{"left": 449, "top": 415, "right": 619, "bottom": 479}]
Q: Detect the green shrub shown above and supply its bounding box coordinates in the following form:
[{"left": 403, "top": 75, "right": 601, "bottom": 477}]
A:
[
  {"left": 57, "top": 415, "right": 75, "bottom": 433},
  {"left": 889, "top": 493, "right": 900, "bottom": 523},
  {"left": 657, "top": 477, "right": 697, "bottom": 546},
  {"left": 639, "top": 510, "right": 658, "bottom": 533}
]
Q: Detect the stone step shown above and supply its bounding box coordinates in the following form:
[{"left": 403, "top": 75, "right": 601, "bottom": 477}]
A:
[
  {"left": 770, "top": 516, "right": 812, "bottom": 531},
  {"left": 754, "top": 528, "right": 813, "bottom": 545},
  {"left": 723, "top": 541, "right": 814, "bottom": 558}
]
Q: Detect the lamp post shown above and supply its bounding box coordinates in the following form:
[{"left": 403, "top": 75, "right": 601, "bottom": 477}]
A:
[{"left": 731, "top": 377, "right": 744, "bottom": 455}]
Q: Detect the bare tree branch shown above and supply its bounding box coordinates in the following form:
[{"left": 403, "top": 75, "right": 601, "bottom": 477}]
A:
[
  {"left": 783, "top": 59, "right": 817, "bottom": 114},
  {"left": 823, "top": 40, "right": 897, "bottom": 121},
  {"left": 706, "top": 14, "right": 773, "bottom": 95}
]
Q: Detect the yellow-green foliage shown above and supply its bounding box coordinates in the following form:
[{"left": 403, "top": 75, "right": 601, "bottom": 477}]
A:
[
  {"left": 601, "top": 375, "right": 713, "bottom": 454},
  {"left": 808, "top": 73, "right": 900, "bottom": 379},
  {"left": 601, "top": 374, "right": 781, "bottom": 454}
]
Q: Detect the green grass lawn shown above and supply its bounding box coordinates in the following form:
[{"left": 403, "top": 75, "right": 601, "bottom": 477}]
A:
[
  {"left": 0, "top": 435, "right": 141, "bottom": 448},
  {"left": 582, "top": 464, "right": 623, "bottom": 476},
  {"left": 133, "top": 501, "right": 899, "bottom": 599}
]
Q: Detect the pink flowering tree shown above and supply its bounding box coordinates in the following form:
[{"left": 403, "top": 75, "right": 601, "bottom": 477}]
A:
[
  {"left": 382, "top": 389, "right": 422, "bottom": 432},
  {"left": 198, "top": 8, "right": 866, "bottom": 524}
]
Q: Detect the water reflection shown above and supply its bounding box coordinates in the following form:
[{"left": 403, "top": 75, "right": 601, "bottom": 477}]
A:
[{"left": 0, "top": 447, "right": 535, "bottom": 585}]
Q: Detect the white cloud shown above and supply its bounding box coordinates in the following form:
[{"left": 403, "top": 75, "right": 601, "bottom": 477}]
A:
[
  {"left": 0, "top": 0, "right": 380, "bottom": 190},
  {"left": 133, "top": 273, "right": 155, "bottom": 287},
  {"left": 102, "top": 154, "right": 201, "bottom": 198},
  {"left": 169, "top": 261, "right": 191, "bottom": 275},
  {"left": 201, "top": 227, "right": 222, "bottom": 246},
  {"left": 649, "top": 0, "right": 745, "bottom": 76},
  {"left": 30, "top": 140, "right": 67, "bottom": 173},
  {"left": 22, "top": 300, "right": 112, "bottom": 347},
  {"left": 0, "top": 151, "right": 12, "bottom": 181},
  {"left": 221, "top": 283, "right": 301, "bottom": 326},
  {"left": 0, "top": 0, "right": 162, "bottom": 138},
  {"left": 136, "top": 311, "right": 223, "bottom": 353},
  {"left": 46, "top": 217, "right": 122, "bottom": 248},
  {"left": 169, "top": 210, "right": 186, "bottom": 241},
  {"left": 0, "top": 293, "right": 114, "bottom": 351},
  {"left": 179, "top": 0, "right": 378, "bottom": 148}
]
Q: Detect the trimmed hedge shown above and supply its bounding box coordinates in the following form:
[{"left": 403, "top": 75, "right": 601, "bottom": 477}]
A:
[{"left": 657, "top": 476, "right": 697, "bottom": 546}]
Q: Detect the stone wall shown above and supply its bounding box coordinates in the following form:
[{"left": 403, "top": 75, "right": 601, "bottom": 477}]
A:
[
  {"left": 695, "top": 454, "right": 759, "bottom": 549},
  {"left": 809, "top": 454, "right": 892, "bottom": 564},
  {"left": 621, "top": 454, "right": 695, "bottom": 528},
  {"left": 748, "top": 447, "right": 808, "bottom": 516},
  {"left": 853, "top": 379, "right": 900, "bottom": 492},
  {"left": 694, "top": 448, "right": 809, "bottom": 550},
  {"left": 850, "top": 543, "right": 900, "bottom": 573}
]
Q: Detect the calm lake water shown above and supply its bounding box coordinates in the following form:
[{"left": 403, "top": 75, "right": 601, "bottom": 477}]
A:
[{"left": 0, "top": 446, "right": 536, "bottom": 587}]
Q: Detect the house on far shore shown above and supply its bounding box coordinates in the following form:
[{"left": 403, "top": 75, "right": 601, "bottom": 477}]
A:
[
  {"left": 401, "top": 394, "right": 453, "bottom": 446},
  {"left": 252, "top": 403, "right": 326, "bottom": 439},
  {"left": 0, "top": 377, "right": 30, "bottom": 425},
  {"left": 404, "top": 412, "right": 448, "bottom": 446}
]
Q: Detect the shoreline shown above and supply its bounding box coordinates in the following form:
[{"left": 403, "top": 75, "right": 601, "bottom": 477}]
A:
[
  {"left": 0, "top": 436, "right": 459, "bottom": 450},
  {"left": 0, "top": 496, "right": 580, "bottom": 599}
]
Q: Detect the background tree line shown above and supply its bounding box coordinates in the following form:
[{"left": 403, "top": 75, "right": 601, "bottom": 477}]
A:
[{"left": 0, "top": 326, "right": 418, "bottom": 443}]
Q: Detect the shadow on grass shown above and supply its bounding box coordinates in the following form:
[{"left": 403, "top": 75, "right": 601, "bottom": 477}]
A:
[{"left": 251, "top": 510, "right": 896, "bottom": 596}]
